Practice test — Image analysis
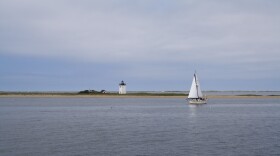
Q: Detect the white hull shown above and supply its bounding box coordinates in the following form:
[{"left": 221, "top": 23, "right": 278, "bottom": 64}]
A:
[{"left": 188, "top": 99, "right": 207, "bottom": 105}]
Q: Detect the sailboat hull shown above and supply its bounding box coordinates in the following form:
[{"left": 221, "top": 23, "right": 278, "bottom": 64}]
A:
[{"left": 188, "top": 99, "right": 207, "bottom": 105}]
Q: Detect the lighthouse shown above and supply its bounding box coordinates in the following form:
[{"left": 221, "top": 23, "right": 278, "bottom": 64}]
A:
[{"left": 119, "top": 80, "right": 126, "bottom": 94}]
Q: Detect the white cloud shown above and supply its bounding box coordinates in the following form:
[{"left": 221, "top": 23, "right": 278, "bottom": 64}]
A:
[{"left": 1, "top": 0, "right": 280, "bottom": 84}]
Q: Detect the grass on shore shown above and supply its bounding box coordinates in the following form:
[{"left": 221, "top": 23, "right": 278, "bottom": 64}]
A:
[
  {"left": 237, "top": 94, "right": 263, "bottom": 96},
  {"left": 0, "top": 91, "right": 187, "bottom": 96},
  {"left": 1, "top": 92, "right": 279, "bottom": 97}
]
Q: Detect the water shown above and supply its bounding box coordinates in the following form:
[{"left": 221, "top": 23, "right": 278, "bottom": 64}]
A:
[{"left": 1, "top": 97, "right": 280, "bottom": 156}]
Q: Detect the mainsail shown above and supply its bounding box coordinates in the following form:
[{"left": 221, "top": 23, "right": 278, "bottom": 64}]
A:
[{"left": 188, "top": 73, "right": 203, "bottom": 99}]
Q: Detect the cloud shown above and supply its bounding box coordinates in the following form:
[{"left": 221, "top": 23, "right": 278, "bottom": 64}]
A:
[
  {"left": 1, "top": 0, "right": 280, "bottom": 63},
  {"left": 1, "top": 0, "right": 280, "bottom": 90}
]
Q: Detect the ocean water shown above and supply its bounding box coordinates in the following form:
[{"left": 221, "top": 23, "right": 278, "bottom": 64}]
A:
[{"left": 0, "top": 97, "right": 280, "bottom": 156}]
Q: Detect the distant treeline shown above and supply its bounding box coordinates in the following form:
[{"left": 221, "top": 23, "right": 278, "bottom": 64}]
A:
[
  {"left": 126, "top": 92, "right": 187, "bottom": 96},
  {"left": 78, "top": 90, "right": 107, "bottom": 94}
]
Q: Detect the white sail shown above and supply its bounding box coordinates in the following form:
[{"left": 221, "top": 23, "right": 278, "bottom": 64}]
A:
[{"left": 188, "top": 73, "right": 203, "bottom": 99}]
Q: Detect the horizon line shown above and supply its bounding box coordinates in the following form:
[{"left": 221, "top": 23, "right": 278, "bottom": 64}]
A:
[{"left": 1, "top": 90, "right": 280, "bottom": 93}]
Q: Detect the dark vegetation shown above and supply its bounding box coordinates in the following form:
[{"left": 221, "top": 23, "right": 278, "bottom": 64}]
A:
[{"left": 78, "top": 90, "right": 107, "bottom": 94}]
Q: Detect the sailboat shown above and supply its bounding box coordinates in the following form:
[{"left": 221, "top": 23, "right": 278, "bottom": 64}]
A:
[{"left": 187, "top": 72, "right": 207, "bottom": 104}]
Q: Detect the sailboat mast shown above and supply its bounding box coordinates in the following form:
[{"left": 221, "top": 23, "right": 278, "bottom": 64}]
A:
[{"left": 194, "top": 73, "right": 200, "bottom": 98}]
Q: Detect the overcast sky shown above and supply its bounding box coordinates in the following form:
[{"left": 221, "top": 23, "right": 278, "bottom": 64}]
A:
[{"left": 1, "top": 0, "right": 280, "bottom": 91}]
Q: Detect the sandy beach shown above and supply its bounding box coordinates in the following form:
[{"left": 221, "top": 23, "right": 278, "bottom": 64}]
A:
[{"left": 0, "top": 93, "right": 280, "bottom": 99}]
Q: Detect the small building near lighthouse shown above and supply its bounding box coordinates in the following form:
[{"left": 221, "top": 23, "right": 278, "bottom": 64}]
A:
[{"left": 119, "top": 80, "right": 126, "bottom": 94}]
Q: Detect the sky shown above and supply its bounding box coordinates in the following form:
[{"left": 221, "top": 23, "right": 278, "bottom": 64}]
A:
[{"left": 1, "top": 0, "right": 280, "bottom": 91}]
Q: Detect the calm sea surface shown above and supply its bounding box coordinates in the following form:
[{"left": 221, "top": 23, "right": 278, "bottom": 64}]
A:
[{"left": 1, "top": 97, "right": 280, "bottom": 156}]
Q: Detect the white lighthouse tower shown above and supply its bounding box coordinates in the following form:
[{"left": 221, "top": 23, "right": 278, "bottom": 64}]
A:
[{"left": 119, "top": 80, "right": 126, "bottom": 94}]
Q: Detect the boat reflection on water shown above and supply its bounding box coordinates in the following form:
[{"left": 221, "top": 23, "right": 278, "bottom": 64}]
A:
[{"left": 188, "top": 104, "right": 198, "bottom": 118}]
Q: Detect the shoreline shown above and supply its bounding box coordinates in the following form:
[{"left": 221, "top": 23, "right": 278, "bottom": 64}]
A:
[{"left": 0, "top": 94, "right": 280, "bottom": 99}]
